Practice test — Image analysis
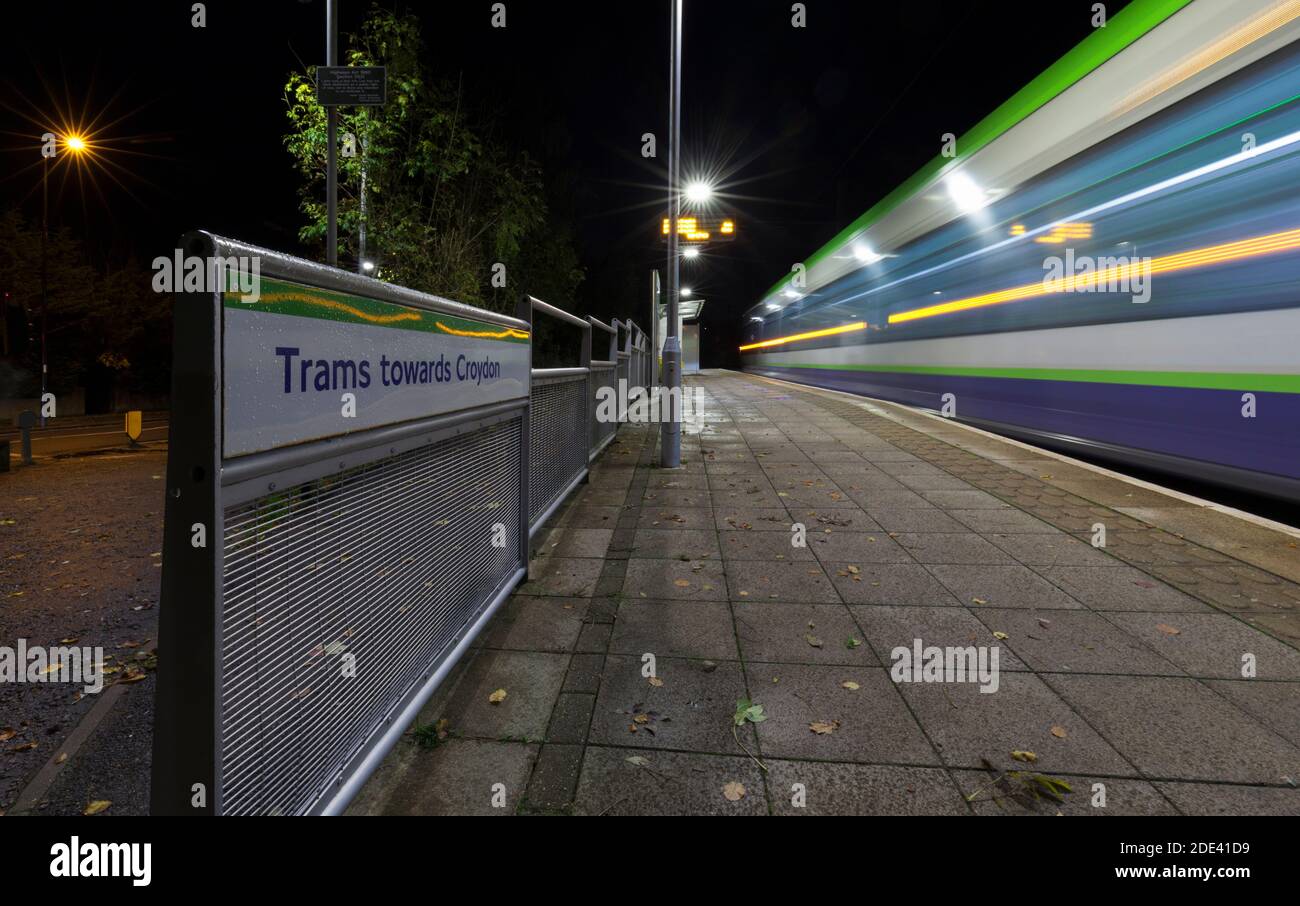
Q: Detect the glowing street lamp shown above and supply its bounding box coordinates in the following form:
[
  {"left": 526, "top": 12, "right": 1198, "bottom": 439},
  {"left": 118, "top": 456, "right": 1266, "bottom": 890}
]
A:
[
  {"left": 682, "top": 247, "right": 700, "bottom": 259},
  {"left": 685, "top": 181, "right": 713, "bottom": 203}
]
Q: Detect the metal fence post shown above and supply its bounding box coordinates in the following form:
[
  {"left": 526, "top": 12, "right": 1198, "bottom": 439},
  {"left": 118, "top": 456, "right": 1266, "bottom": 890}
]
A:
[
  {"left": 516, "top": 294, "right": 535, "bottom": 571},
  {"left": 152, "top": 231, "right": 222, "bottom": 815}
]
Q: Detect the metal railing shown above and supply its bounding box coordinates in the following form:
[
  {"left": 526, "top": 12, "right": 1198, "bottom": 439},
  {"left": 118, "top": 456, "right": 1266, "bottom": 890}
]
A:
[
  {"left": 588, "top": 316, "right": 619, "bottom": 461},
  {"left": 517, "top": 295, "right": 590, "bottom": 537},
  {"left": 153, "top": 235, "right": 646, "bottom": 816}
]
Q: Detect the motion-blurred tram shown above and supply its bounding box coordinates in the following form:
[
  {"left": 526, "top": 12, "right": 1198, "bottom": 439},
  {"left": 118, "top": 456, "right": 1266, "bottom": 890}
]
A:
[{"left": 740, "top": 0, "right": 1300, "bottom": 503}]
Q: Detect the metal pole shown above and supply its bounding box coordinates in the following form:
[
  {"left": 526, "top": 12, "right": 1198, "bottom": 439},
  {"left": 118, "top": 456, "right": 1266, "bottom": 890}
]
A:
[
  {"left": 649, "top": 269, "right": 660, "bottom": 388},
  {"left": 40, "top": 155, "right": 48, "bottom": 427},
  {"left": 357, "top": 131, "right": 367, "bottom": 274},
  {"left": 660, "top": 0, "right": 682, "bottom": 468},
  {"left": 326, "top": 0, "right": 339, "bottom": 268}
]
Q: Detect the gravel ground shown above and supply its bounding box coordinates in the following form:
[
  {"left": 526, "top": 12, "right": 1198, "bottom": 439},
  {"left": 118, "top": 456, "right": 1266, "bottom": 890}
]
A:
[{"left": 0, "top": 445, "right": 166, "bottom": 815}]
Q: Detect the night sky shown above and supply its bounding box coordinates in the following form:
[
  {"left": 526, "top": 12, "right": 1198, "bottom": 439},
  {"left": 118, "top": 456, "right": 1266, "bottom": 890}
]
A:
[{"left": 0, "top": 0, "right": 1133, "bottom": 368}]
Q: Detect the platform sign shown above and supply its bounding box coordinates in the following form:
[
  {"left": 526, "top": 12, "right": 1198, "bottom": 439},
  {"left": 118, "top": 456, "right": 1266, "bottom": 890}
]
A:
[
  {"left": 660, "top": 215, "right": 737, "bottom": 242},
  {"left": 221, "top": 276, "right": 530, "bottom": 458},
  {"left": 316, "top": 66, "right": 387, "bottom": 107}
]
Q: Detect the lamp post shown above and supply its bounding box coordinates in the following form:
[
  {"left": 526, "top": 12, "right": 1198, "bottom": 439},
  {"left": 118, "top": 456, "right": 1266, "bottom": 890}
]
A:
[
  {"left": 325, "top": 0, "right": 339, "bottom": 268},
  {"left": 40, "top": 134, "right": 88, "bottom": 427},
  {"left": 661, "top": 0, "right": 683, "bottom": 468}
]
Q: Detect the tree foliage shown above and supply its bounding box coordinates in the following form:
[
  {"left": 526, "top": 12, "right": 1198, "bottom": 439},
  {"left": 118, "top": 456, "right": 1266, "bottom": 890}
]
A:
[
  {"left": 283, "top": 5, "right": 582, "bottom": 313},
  {"left": 0, "top": 209, "right": 168, "bottom": 398}
]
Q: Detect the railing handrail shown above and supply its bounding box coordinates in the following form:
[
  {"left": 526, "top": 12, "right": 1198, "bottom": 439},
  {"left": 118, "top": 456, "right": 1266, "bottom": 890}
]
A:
[{"left": 526, "top": 294, "right": 589, "bottom": 330}]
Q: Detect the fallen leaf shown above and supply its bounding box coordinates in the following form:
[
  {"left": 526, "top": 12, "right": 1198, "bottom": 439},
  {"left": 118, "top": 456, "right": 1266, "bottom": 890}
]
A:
[
  {"left": 1011, "top": 750, "right": 1038, "bottom": 763},
  {"left": 722, "top": 781, "right": 746, "bottom": 801},
  {"left": 0, "top": 728, "right": 15, "bottom": 741},
  {"left": 809, "top": 720, "right": 841, "bottom": 735},
  {"left": 673, "top": 579, "right": 691, "bottom": 588},
  {"left": 488, "top": 688, "right": 508, "bottom": 704},
  {"left": 841, "top": 681, "right": 860, "bottom": 690},
  {"left": 1155, "top": 623, "right": 1181, "bottom": 636},
  {"left": 626, "top": 755, "right": 651, "bottom": 767},
  {"left": 1051, "top": 726, "right": 1068, "bottom": 739},
  {"left": 805, "top": 634, "right": 824, "bottom": 648},
  {"left": 992, "top": 631, "right": 1009, "bottom": 641},
  {"left": 11, "top": 741, "right": 38, "bottom": 752},
  {"left": 83, "top": 800, "right": 111, "bottom": 816},
  {"left": 648, "top": 676, "right": 664, "bottom": 687},
  {"left": 55, "top": 752, "right": 68, "bottom": 764},
  {"left": 845, "top": 637, "right": 862, "bottom": 649}
]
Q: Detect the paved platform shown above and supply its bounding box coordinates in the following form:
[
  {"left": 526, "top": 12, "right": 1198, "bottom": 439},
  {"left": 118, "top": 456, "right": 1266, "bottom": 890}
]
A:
[{"left": 349, "top": 370, "right": 1300, "bottom": 816}]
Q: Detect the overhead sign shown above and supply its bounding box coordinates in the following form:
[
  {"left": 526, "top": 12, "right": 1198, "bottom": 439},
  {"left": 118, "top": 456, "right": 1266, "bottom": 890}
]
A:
[
  {"left": 221, "top": 276, "right": 529, "bottom": 458},
  {"left": 660, "top": 215, "right": 736, "bottom": 242},
  {"left": 316, "top": 66, "right": 387, "bottom": 106}
]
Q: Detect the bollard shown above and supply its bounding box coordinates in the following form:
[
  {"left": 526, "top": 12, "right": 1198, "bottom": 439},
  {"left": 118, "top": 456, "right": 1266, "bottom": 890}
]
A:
[
  {"left": 125, "top": 410, "right": 143, "bottom": 448},
  {"left": 17, "top": 410, "right": 36, "bottom": 466}
]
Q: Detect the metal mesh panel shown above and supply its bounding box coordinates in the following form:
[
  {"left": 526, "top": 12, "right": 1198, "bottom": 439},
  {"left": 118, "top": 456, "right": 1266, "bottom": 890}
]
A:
[
  {"left": 219, "top": 416, "right": 522, "bottom": 816},
  {"left": 528, "top": 376, "right": 588, "bottom": 527},
  {"left": 589, "top": 364, "right": 618, "bottom": 454}
]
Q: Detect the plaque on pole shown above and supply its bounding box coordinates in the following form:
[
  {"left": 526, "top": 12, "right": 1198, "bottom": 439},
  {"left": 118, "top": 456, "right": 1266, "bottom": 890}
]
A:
[{"left": 317, "top": 66, "right": 387, "bottom": 107}]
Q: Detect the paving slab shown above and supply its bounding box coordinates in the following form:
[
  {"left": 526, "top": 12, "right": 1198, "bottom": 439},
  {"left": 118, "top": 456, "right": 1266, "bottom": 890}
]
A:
[
  {"left": 588, "top": 655, "right": 751, "bottom": 755},
  {"left": 1035, "top": 564, "right": 1213, "bottom": 612},
  {"left": 851, "top": 605, "right": 1029, "bottom": 671},
  {"left": 1047, "top": 674, "right": 1300, "bottom": 784},
  {"left": 1202, "top": 679, "right": 1300, "bottom": 748},
  {"left": 1152, "top": 781, "right": 1300, "bottom": 815},
  {"left": 364, "top": 739, "right": 538, "bottom": 816},
  {"left": 744, "top": 664, "right": 937, "bottom": 765},
  {"left": 437, "top": 649, "right": 569, "bottom": 742},
  {"left": 951, "top": 769, "right": 1178, "bottom": 816},
  {"left": 623, "top": 557, "right": 727, "bottom": 600},
  {"left": 572, "top": 747, "right": 768, "bottom": 816},
  {"left": 726, "top": 559, "right": 842, "bottom": 603},
  {"left": 610, "top": 599, "right": 739, "bottom": 660},
  {"left": 519, "top": 557, "right": 603, "bottom": 597},
  {"left": 734, "top": 602, "right": 879, "bottom": 666},
  {"left": 1103, "top": 611, "right": 1300, "bottom": 680},
  {"left": 982, "top": 531, "right": 1117, "bottom": 566},
  {"left": 719, "top": 528, "right": 816, "bottom": 561},
  {"left": 477, "top": 595, "right": 589, "bottom": 653},
  {"left": 899, "top": 670, "right": 1132, "bottom": 775},
  {"left": 892, "top": 532, "right": 1015, "bottom": 565},
  {"left": 630, "top": 528, "right": 720, "bottom": 560},
  {"left": 825, "top": 562, "right": 963, "bottom": 606},
  {"left": 930, "top": 563, "right": 1083, "bottom": 609},
  {"left": 766, "top": 761, "right": 969, "bottom": 815},
  {"left": 972, "top": 608, "right": 1181, "bottom": 676}
]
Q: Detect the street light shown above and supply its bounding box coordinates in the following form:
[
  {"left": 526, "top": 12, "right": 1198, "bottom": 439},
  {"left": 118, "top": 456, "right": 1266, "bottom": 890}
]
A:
[
  {"left": 685, "top": 181, "right": 713, "bottom": 203},
  {"left": 662, "top": 0, "right": 684, "bottom": 469},
  {"left": 39, "top": 133, "right": 91, "bottom": 426},
  {"left": 682, "top": 247, "right": 700, "bottom": 259}
]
